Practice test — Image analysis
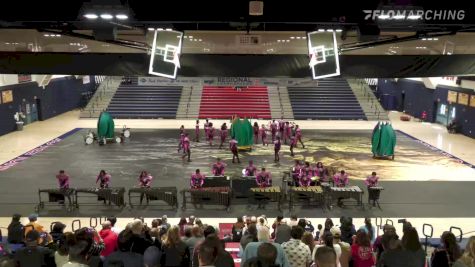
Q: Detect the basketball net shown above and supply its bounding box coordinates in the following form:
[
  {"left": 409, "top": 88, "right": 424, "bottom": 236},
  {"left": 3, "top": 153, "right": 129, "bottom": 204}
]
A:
[{"left": 173, "top": 52, "right": 181, "bottom": 68}]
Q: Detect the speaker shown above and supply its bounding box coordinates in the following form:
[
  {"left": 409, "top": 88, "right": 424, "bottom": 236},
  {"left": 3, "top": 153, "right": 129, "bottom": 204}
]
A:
[
  {"left": 358, "top": 24, "right": 380, "bottom": 42},
  {"left": 93, "top": 27, "right": 117, "bottom": 41}
]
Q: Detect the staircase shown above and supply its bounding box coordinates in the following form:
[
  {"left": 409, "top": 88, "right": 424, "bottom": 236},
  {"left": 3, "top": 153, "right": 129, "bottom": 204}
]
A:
[
  {"left": 176, "top": 86, "right": 202, "bottom": 119},
  {"left": 107, "top": 78, "right": 182, "bottom": 119},
  {"left": 347, "top": 78, "right": 389, "bottom": 121},
  {"left": 198, "top": 86, "right": 271, "bottom": 119},
  {"left": 276, "top": 87, "right": 294, "bottom": 120},
  {"left": 287, "top": 77, "right": 366, "bottom": 120},
  {"left": 80, "top": 76, "right": 122, "bottom": 118}
]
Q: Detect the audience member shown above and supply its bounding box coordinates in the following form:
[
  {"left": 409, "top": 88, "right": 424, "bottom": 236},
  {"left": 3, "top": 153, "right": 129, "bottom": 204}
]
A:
[
  {"left": 351, "top": 230, "right": 375, "bottom": 267},
  {"left": 160, "top": 225, "right": 190, "bottom": 267},
  {"left": 232, "top": 217, "right": 245, "bottom": 242},
  {"left": 104, "top": 230, "right": 143, "bottom": 267},
  {"left": 129, "top": 219, "right": 153, "bottom": 254},
  {"left": 331, "top": 227, "right": 350, "bottom": 267},
  {"left": 301, "top": 231, "right": 316, "bottom": 253},
  {"left": 14, "top": 230, "right": 54, "bottom": 267},
  {"left": 315, "top": 224, "right": 323, "bottom": 241},
  {"left": 55, "top": 232, "right": 75, "bottom": 267},
  {"left": 24, "top": 214, "right": 49, "bottom": 240},
  {"left": 358, "top": 218, "right": 375, "bottom": 243},
  {"left": 314, "top": 246, "right": 337, "bottom": 267},
  {"left": 377, "top": 234, "right": 412, "bottom": 267},
  {"left": 197, "top": 240, "right": 218, "bottom": 267},
  {"left": 241, "top": 228, "right": 290, "bottom": 267},
  {"left": 373, "top": 224, "right": 397, "bottom": 260},
  {"left": 271, "top": 215, "right": 284, "bottom": 239},
  {"left": 243, "top": 243, "right": 279, "bottom": 267},
  {"left": 431, "top": 231, "right": 462, "bottom": 267},
  {"left": 186, "top": 225, "right": 204, "bottom": 256},
  {"left": 339, "top": 217, "right": 356, "bottom": 245},
  {"left": 203, "top": 234, "right": 234, "bottom": 267},
  {"left": 314, "top": 232, "right": 341, "bottom": 267},
  {"left": 288, "top": 215, "right": 298, "bottom": 227},
  {"left": 188, "top": 215, "right": 196, "bottom": 226},
  {"left": 50, "top": 222, "right": 66, "bottom": 244},
  {"left": 401, "top": 227, "right": 426, "bottom": 267},
  {"left": 320, "top": 218, "right": 334, "bottom": 241},
  {"left": 454, "top": 236, "right": 475, "bottom": 267},
  {"left": 99, "top": 221, "right": 118, "bottom": 257},
  {"left": 241, "top": 224, "right": 258, "bottom": 250},
  {"left": 282, "top": 226, "right": 312, "bottom": 267},
  {"left": 74, "top": 227, "right": 104, "bottom": 267},
  {"left": 274, "top": 219, "right": 291, "bottom": 244},
  {"left": 178, "top": 217, "right": 188, "bottom": 236},
  {"left": 107, "top": 216, "right": 122, "bottom": 235},
  {"left": 63, "top": 240, "right": 92, "bottom": 267},
  {"left": 143, "top": 246, "right": 162, "bottom": 267},
  {"left": 7, "top": 214, "right": 23, "bottom": 244}
]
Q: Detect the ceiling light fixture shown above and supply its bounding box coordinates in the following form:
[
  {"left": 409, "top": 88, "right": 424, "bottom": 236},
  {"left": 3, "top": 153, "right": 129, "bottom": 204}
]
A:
[
  {"left": 335, "top": 29, "right": 342, "bottom": 32},
  {"left": 148, "top": 27, "right": 155, "bottom": 31},
  {"left": 318, "top": 29, "right": 325, "bottom": 32},
  {"left": 100, "top": 14, "right": 113, "bottom": 19},
  {"left": 290, "top": 37, "right": 295, "bottom": 39},
  {"left": 84, "top": 13, "right": 98, "bottom": 19},
  {"left": 115, "top": 14, "right": 128, "bottom": 20}
]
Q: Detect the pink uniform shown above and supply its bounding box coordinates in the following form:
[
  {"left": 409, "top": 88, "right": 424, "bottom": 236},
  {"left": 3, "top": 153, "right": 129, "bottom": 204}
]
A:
[
  {"left": 299, "top": 175, "right": 312, "bottom": 187},
  {"left": 274, "top": 139, "right": 281, "bottom": 152},
  {"left": 204, "top": 122, "right": 209, "bottom": 140},
  {"left": 183, "top": 136, "right": 190, "bottom": 151},
  {"left": 96, "top": 173, "right": 111, "bottom": 188},
  {"left": 270, "top": 122, "right": 277, "bottom": 140},
  {"left": 253, "top": 125, "right": 259, "bottom": 143},
  {"left": 56, "top": 174, "right": 70, "bottom": 189},
  {"left": 190, "top": 173, "right": 205, "bottom": 188},
  {"left": 220, "top": 126, "right": 228, "bottom": 142},
  {"left": 256, "top": 171, "right": 272, "bottom": 187},
  {"left": 230, "top": 139, "right": 238, "bottom": 154},
  {"left": 212, "top": 162, "right": 226, "bottom": 176},
  {"left": 301, "top": 166, "right": 314, "bottom": 179},
  {"left": 208, "top": 127, "right": 214, "bottom": 140},
  {"left": 139, "top": 174, "right": 153, "bottom": 188},
  {"left": 333, "top": 173, "right": 349, "bottom": 187},
  {"left": 245, "top": 164, "right": 257, "bottom": 176},
  {"left": 296, "top": 128, "right": 302, "bottom": 138},
  {"left": 365, "top": 175, "right": 379, "bottom": 187},
  {"left": 195, "top": 123, "right": 200, "bottom": 136}
]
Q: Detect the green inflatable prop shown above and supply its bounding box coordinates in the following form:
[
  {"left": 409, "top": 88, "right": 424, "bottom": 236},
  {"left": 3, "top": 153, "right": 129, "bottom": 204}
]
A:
[
  {"left": 97, "top": 112, "right": 115, "bottom": 139},
  {"left": 231, "top": 117, "right": 253, "bottom": 150},
  {"left": 371, "top": 122, "right": 396, "bottom": 158}
]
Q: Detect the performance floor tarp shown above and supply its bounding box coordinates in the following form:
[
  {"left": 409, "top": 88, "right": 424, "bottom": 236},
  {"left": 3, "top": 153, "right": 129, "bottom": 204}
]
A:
[{"left": 0, "top": 129, "right": 473, "bottom": 218}]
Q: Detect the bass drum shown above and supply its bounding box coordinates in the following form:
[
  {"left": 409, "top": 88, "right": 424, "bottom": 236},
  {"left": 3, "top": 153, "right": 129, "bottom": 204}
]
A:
[
  {"left": 123, "top": 129, "right": 131, "bottom": 138},
  {"left": 116, "top": 137, "right": 122, "bottom": 143},
  {"left": 85, "top": 136, "right": 94, "bottom": 145}
]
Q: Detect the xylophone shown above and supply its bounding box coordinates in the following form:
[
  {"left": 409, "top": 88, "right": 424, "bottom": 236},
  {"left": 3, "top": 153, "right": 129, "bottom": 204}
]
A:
[
  {"left": 181, "top": 186, "right": 231, "bottom": 211},
  {"left": 368, "top": 186, "right": 384, "bottom": 209},
  {"left": 74, "top": 187, "right": 126, "bottom": 208},
  {"left": 128, "top": 187, "right": 178, "bottom": 210},
  {"left": 203, "top": 176, "right": 231, "bottom": 188},
  {"left": 329, "top": 186, "right": 364, "bottom": 209},
  {"left": 36, "top": 188, "right": 75, "bottom": 212},
  {"left": 250, "top": 186, "right": 282, "bottom": 211},
  {"left": 289, "top": 186, "right": 325, "bottom": 212}
]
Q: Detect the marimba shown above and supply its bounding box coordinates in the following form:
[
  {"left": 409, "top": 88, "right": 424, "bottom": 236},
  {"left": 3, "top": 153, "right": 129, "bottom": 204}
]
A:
[
  {"left": 128, "top": 187, "right": 178, "bottom": 210},
  {"left": 74, "top": 187, "right": 126, "bottom": 208},
  {"left": 368, "top": 186, "right": 384, "bottom": 209},
  {"left": 36, "top": 188, "right": 75, "bottom": 212},
  {"left": 250, "top": 186, "right": 282, "bottom": 211},
  {"left": 181, "top": 186, "right": 231, "bottom": 211},
  {"left": 203, "top": 176, "right": 231, "bottom": 188},
  {"left": 329, "top": 186, "right": 364, "bottom": 209},
  {"left": 289, "top": 186, "right": 325, "bottom": 212}
]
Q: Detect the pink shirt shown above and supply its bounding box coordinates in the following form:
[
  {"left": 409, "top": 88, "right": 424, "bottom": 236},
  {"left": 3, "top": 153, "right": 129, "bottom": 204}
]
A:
[
  {"left": 365, "top": 175, "right": 379, "bottom": 187},
  {"left": 333, "top": 173, "right": 349, "bottom": 187},
  {"left": 96, "top": 174, "right": 111, "bottom": 187},
  {"left": 139, "top": 174, "right": 153, "bottom": 187},
  {"left": 351, "top": 244, "right": 375, "bottom": 267},
  {"left": 190, "top": 173, "right": 205, "bottom": 188},
  {"left": 56, "top": 174, "right": 70, "bottom": 189},
  {"left": 183, "top": 136, "right": 190, "bottom": 150}
]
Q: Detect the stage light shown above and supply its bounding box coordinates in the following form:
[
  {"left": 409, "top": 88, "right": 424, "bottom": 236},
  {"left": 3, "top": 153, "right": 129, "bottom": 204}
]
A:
[
  {"left": 100, "top": 14, "right": 113, "bottom": 20},
  {"left": 158, "top": 28, "right": 164, "bottom": 31},
  {"left": 84, "top": 13, "right": 98, "bottom": 19},
  {"left": 422, "top": 38, "right": 427, "bottom": 40},
  {"left": 290, "top": 37, "right": 295, "bottom": 39},
  {"left": 335, "top": 29, "right": 342, "bottom": 32},
  {"left": 115, "top": 14, "right": 128, "bottom": 20},
  {"left": 326, "top": 29, "right": 333, "bottom": 32},
  {"left": 166, "top": 28, "right": 172, "bottom": 31},
  {"left": 148, "top": 28, "right": 155, "bottom": 31},
  {"left": 44, "top": 34, "right": 49, "bottom": 37}
]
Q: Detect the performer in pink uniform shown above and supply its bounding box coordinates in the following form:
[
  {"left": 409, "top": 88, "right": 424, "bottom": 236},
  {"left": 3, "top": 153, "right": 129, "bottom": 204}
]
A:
[
  {"left": 291, "top": 160, "right": 302, "bottom": 186},
  {"left": 195, "top": 120, "right": 200, "bottom": 142},
  {"left": 181, "top": 133, "right": 191, "bottom": 162},
  {"left": 178, "top": 125, "right": 185, "bottom": 152},
  {"left": 286, "top": 122, "right": 293, "bottom": 144},
  {"left": 260, "top": 124, "right": 268, "bottom": 146},
  {"left": 274, "top": 136, "right": 281, "bottom": 162},
  {"left": 219, "top": 123, "right": 228, "bottom": 149},
  {"left": 278, "top": 118, "right": 285, "bottom": 140},
  {"left": 212, "top": 158, "right": 226, "bottom": 176},
  {"left": 56, "top": 170, "right": 70, "bottom": 189},
  {"left": 138, "top": 171, "right": 153, "bottom": 205},
  {"left": 295, "top": 125, "right": 305, "bottom": 148},
  {"left": 289, "top": 134, "right": 297, "bottom": 157},
  {"left": 301, "top": 162, "right": 314, "bottom": 183},
  {"left": 245, "top": 160, "right": 257, "bottom": 176},
  {"left": 229, "top": 137, "right": 240, "bottom": 163},
  {"left": 365, "top": 172, "right": 379, "bottom": 187},
  {"left": 270, "top": 120, "right": 277, "bottom": 141},
  {"left": 190, "top": 169, "right": 205, "bottom": 188},
  {"left": 299, "top": 173, "right": 312, "bottom": 187},
  {"left": 256, "top": 168, "right": 272, "bottom": 188},
  {"left": 283, "top": 122, "right": 289, "bottom": 144},
  {"left": 314, "top": 162, "right": 328, "bottom": 183},
  {"left": 333, "top": 170, "right": 349, "bottom": 187},
  {"left": 253, "top": 122, "right": 259, "bottom": 144},
  {"left": 96, "top": 170, "right": 111, "bottom": 188},
  {"left": 208, "top": 123, "right": 215, "bottom": 146},
  {"left": 204, "top": 119, "right": 210, "bottom": 141}
]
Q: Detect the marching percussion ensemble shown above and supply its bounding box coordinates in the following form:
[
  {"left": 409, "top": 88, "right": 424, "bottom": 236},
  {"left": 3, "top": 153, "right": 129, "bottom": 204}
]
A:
[{"left": 128, "top": 187, "right": 178, "bottom": 209}]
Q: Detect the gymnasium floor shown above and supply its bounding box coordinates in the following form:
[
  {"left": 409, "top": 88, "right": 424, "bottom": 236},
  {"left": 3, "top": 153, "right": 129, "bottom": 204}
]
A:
[{"left": 0, "top": 110, "right": 474, "bottom": 237}]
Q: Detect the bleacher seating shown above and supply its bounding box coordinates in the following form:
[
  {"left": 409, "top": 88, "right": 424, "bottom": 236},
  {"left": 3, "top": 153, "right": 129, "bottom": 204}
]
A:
[
  {"left": 199, "top": 86, "right": 271, "bottom": 119},
  {"left": 107, "top": 78, "right": 182, "bottom": 119},
  {"left": 288, "top": 78, "right": 366, "bottom": 120}
]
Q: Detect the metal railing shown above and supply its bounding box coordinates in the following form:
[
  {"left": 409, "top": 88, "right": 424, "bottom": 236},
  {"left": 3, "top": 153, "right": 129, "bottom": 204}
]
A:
[
  {"left": 353, "top": 79, "right": 384, "bottom": 120},
  {"left": 83, "top": 77, "right": 120, "bottom": 118}
]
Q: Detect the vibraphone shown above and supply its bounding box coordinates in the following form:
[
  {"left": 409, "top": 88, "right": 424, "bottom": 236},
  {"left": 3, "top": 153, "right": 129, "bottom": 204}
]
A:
[
  {"left": 36, "top": 188, "right": 75, "bottom": 212},
  {"left": 181, "top": 186, "right": 231, "bottom": 211},
  {"left": 289, "top": 186, "right": 325, "bottom": 212},
  {"left": 329, "top": 186, "right": 364, "bottom": 209},
  {"left": 128, "top": 187, "right": 178, "bottom": 210},
  {"left": 231, "top": 177, "right": 258, "bottom": 201},
  {"left": 250, "top": 186, "right": 282, "bottom": 211},
  {"left": 74, "top": 187, "right": 126, "bottom": 208},
  {"left": 203, "top": 176, "right": 231, "bottom": 188},
  {"left": 368, "top": 186, "right": 384, "bottom": 209}
]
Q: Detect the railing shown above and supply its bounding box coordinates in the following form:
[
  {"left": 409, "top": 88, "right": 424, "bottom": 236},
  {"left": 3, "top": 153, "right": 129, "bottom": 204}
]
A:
[
  {"left": 185, "top": 86, "right": 193, "bottom": 118},
  {"left": 277, "top": 87, "right": 285, "bottom": 119},
  {"left": 83, "top": 76, "right": 119, "bottom": 117},
  {"left": 354, "top": 79, "right": 384, "bottom": 120}
]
